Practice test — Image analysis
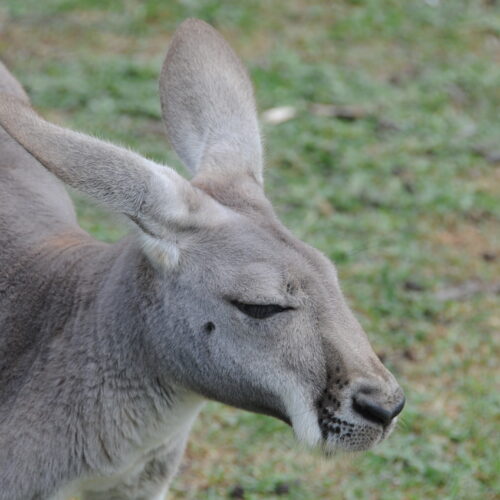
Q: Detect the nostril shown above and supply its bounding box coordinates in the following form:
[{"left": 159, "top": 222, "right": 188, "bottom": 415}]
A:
[
  {"left": 352, "top": 393, "right": 405, "bottom": 427},
  {"left": 352, "top": 395, "right": 391, "bottom": 426},
  {"left": 391, "top": 396, "right": 405, "bottom": 419}
]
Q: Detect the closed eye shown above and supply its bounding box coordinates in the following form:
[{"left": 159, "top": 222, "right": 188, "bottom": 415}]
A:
[{"left": 231, "top": 301, "right": 294, "bottom": 319}]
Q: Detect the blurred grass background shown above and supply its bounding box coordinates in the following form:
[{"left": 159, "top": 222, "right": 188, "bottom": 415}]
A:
[{"left": 1, "top": 1, "right": 499, "bottom": 499}]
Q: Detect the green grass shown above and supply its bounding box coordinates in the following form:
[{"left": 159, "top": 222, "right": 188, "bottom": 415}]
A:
[{"left": 1, "top": 0, "right": 499, "bottom": 498}]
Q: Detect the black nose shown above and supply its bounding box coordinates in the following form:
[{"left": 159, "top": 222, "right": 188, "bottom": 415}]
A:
[{"left": 352, "top": 388, "right": 405, "bottom": 427}]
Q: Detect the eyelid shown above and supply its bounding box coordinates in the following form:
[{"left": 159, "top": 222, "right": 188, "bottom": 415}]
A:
[{"left": 230, "top": 300, "right": 294, "bottom": 319}]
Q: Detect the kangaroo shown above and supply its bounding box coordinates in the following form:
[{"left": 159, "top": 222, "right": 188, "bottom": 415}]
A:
[{"left": 0, "top": 18, "right": 405, "bottom": 500}]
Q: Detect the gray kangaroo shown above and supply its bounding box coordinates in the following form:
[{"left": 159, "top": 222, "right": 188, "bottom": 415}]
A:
[{"left": 0, "top": 18, "right": 405, "bottom": 500}]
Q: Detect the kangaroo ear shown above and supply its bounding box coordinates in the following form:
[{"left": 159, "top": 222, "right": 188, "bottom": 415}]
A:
[
  {"left": 0, "top": 61, "right": 30, "bottom": 103},
  {"left": 0, "top": 94, "right": 228, "bottom": 265},
  {"left": 160, "top": 19, "right": 263, "bottom": 185}
]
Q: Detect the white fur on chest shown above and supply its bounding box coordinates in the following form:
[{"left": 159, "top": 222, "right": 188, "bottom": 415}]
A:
[{"left": 52, "top": 393, "right": 205, "bottom": 500}]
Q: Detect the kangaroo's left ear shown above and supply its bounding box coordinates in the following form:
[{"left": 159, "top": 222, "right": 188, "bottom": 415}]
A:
[
  {"left": 0, "top": 93, "right": 230, "bottom": 267},
  {"left": 159, "top": 18, "right": 263, "bottom": 186}
]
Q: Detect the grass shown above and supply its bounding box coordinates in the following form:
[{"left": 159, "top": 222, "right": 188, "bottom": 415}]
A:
[{"left": 1, "top": 0, "right": 499, "bottom": 498}]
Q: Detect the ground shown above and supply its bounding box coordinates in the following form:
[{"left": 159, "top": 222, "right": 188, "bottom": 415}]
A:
[{"left": 0, "top": 1, "right": 499, "bottom": 499}]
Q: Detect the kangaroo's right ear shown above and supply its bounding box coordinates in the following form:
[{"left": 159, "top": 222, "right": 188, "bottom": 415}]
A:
[
  {"left": 160, "top": 19, "right": 263, "bottom": 186},
  {"left": 0, "top": 94, "right": 229, "bottom": 264}
]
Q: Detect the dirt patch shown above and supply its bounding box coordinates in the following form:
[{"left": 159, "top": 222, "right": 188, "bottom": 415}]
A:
[{"left": 432, "top": 221, "right": 498, "bottom": 259}]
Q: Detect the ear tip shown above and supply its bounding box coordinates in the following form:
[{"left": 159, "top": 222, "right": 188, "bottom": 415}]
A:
[
  {"left": 0, "top": 62, "right": 31, "bottom": 104},
  {"left": 171, "top": 18, "right": 226, "bottom": 48},
  {"left": 161, "top": 18, "right": 215, "bottom": 76}
]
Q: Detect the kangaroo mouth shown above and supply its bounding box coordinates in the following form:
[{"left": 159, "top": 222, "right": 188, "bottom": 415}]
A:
[
  {"left": 316, "top": 403, "right": 400, "bottom": 454},
  {"left": 287, "top": 396, "right": 393, "bottom": 454}
]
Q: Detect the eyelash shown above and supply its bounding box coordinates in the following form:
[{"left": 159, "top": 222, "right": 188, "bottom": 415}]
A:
[{"left": 231, "top": 301, "right": 294, "bottom": 319}]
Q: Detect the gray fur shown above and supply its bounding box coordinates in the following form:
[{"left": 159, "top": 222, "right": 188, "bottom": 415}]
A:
[
  {"left": 160, "top": 19, "right": 263, "bottom": 183},
  {"left": 0, "top": 19, "right": 404, "bottom": 500}
]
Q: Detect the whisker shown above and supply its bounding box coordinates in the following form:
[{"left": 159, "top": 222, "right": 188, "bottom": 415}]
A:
[{"left": 396, "top": 415, "right": 410, "bottom": 431}]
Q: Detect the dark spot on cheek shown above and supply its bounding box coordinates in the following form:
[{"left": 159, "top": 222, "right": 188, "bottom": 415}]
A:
[{"left": 204, "top": 322, "right": 216, "bottom": 334}]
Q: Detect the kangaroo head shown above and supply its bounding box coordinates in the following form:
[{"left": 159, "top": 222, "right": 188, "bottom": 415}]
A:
[
  {"left": 0, "top": 19, "right": 404, "bottom": 454},
  {"left": 156, "top": 191, "right": 405, "bottom": 451}
]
